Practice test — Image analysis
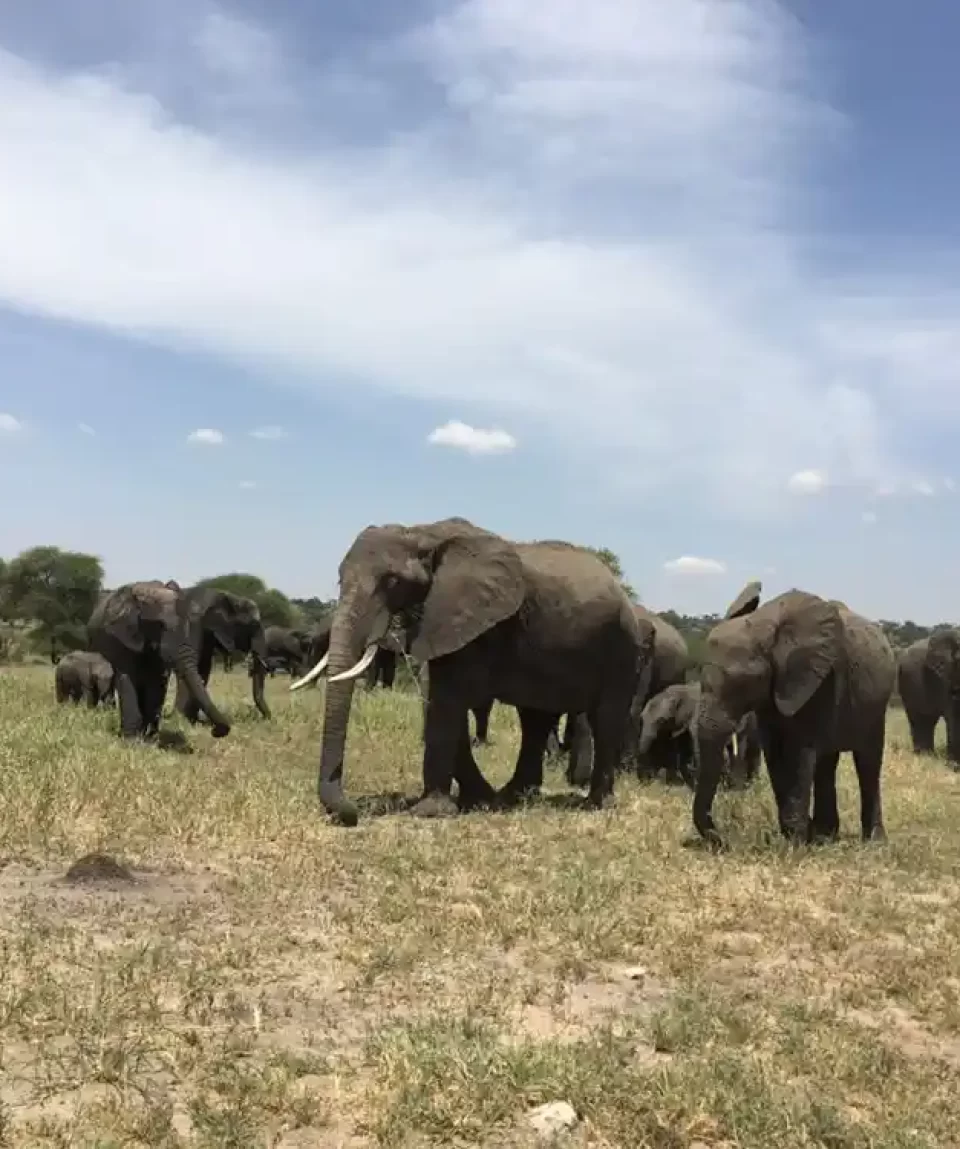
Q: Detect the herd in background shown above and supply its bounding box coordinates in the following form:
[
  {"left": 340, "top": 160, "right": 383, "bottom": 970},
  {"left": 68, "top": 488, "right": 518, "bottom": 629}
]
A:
[{"left": 48, "top": 515, "right": 960, "bottom": 848}]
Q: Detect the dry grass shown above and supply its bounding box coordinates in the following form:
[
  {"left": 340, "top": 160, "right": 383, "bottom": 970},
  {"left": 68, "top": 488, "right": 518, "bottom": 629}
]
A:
[{"left": 0, "top": 665, "right": 959, "bottom": 1148}]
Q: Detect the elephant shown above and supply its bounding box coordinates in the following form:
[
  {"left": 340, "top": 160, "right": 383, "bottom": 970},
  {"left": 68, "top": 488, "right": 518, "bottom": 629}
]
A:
[
  {"left": 291, "top": 518, "right": 655, "bottom": 825},
  {"left": 54, "top": 650, "right": 116, "bottom": 708},
  {"left": 554, "top": 606, "right": 690, "bottom": 785},
  {"left": 87, "top": 580, "right": 233, "bottom": 740},
  {"left": 264, "top": 625, "right": 313, "bottom": 677},
  {"left": 637, "top": 682, "right": 760, "bottom": 788},
  {"left": 172, "top": 587, "right": 271, "bottom": 724},
  {"left": 692, "top": 580, "right": 895, "bottom": 848},
  {"left": 897, "top": 633, "right": 960, "bottom": 765},
  {"left": 290, "top": 617, "right": 408, "bottom": 691}
]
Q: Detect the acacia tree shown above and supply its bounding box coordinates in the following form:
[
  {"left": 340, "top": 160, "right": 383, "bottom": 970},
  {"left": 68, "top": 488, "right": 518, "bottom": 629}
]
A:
[
  {"left": 583, "top": 546, "right": 638, "bottom": 603},
  {"left": 3, "top": 545, "right": 104, "bottom": 660}
]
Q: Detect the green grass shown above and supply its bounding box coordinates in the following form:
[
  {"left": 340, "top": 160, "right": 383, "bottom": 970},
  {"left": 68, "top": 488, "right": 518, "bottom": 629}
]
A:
[{"left": 0, "top": 665, "right": 959, "bottom": 1147}]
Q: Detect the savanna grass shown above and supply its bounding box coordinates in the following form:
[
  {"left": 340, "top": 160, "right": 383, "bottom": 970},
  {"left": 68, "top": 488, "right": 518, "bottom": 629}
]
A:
[{"left": 0, "top": 665, "right": 958, "bottom": 1147}]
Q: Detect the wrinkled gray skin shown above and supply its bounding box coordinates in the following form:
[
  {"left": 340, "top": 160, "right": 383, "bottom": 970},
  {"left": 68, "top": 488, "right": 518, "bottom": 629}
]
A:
[
  {"left": 88, "top": 580, "right": 233, "bottom": 740},
  {"left": 638, "top": 682, "right": 760, "bottom": 789},
  {"left": 897, "top": 633, "right": 960, "bottom": 765},
  {"left": 54, "top": 650, "right": 116, "bottom": 708},
  {"left": 304, "top": 518, "right": 654, "bottom": 825},
  {"left": 417, "top": 662, "right": 496, "bottom": 747},
  {"left": 264, "top": 625, "right": 314, "bottom": 676},
  {"left": 173, "top": 588, "right": 270, "bottom": 724},
  {"left": 693, "top": 581, "right": 895, "bottom": 848},
  {"left": 558, "top": 606, "right": 690, "bottom": 786}
]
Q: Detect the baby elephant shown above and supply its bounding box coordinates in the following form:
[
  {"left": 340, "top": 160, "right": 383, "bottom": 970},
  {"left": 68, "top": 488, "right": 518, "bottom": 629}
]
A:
[
  {"left": 637, "top": 682, "right": 760, "bottom": 789},
  {"left": 55, "top": 651, "right": 116, "bottom": 708}
]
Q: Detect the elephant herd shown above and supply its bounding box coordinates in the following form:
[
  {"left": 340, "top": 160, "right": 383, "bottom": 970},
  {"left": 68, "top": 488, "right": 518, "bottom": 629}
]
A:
[{"left": 47, "top": 514, "right": 960, "bottom": 849}]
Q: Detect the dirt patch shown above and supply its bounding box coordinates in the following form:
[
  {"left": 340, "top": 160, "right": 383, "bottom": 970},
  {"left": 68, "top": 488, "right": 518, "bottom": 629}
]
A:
[{"left": 845, "top": 1003, "right": 960, "bottom": 1069}]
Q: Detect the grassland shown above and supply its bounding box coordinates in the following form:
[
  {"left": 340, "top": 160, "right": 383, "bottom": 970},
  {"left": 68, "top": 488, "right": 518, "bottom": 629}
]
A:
[{"left": 0, "top": 666, "right": 958, "bottom": 1148}]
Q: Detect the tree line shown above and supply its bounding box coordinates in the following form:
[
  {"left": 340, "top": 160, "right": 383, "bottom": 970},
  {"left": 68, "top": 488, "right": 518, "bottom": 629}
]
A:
[{"left": 0, "top": 543, "right": 945, "bottom": 666}]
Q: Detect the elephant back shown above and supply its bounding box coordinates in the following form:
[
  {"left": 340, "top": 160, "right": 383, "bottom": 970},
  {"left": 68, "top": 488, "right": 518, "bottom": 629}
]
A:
[{"left": 634, "top": 605, "right": 689, "bottom": 694}]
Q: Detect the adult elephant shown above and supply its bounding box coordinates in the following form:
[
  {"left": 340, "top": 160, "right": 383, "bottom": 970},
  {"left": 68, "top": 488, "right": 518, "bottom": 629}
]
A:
[
  {"left": 88, "top": 580, "right": 233, "bottom": 740},
  {"left": 897, "top": 633, "right": 960, "bottom": 764},
  {"left": 291, "top": 518, "right": 654, "bottom": 825},
  {"left": 692, "top": 581, "right": 895, "bottom": 848},
  {"left": 54, "top": 650, "right": 116, "bottom": 708},
  {"left": 173, "top": 587, "right": 271, "bottom": 724},
  {"left": 637, "top": 682, "right": 760, "bottom": 788}
]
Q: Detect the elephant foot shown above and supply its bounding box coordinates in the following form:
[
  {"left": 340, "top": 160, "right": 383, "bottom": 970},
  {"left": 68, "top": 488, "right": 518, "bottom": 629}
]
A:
[
  {"left": 411, "top": 792, "right": 460, "bottom": 819},
  {"left": 581, "top": 790, "right": 615, "bottom": 812},
  {"left": 211, "top": 723, "right": 231, "bottom": 739},
  {"left": 495, "top": 782, "right": 540, "bottom": 809},
  {"left": 682, "top": 832, "right": 727, "bottom": 853}
]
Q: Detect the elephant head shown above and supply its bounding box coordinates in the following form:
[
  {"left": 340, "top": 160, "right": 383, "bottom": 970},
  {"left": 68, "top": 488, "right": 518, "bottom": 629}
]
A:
[
  {"left": 692, "top": 580, "right": 845, "bottom": 841},
  {"left": 637, "top": 682, "right": 700, "bottom": 759},
  {"left": 90, "top": 579, "right": 233, "bottom": 736},
  {"left": 292, "top": 517, "right": 525, "bottom": 823},
  {"left": 176, "top": 588, "right": 271, "bottom": 721},
  {"left": 925, "top": 628, "right": 960, "bottom": 701}
]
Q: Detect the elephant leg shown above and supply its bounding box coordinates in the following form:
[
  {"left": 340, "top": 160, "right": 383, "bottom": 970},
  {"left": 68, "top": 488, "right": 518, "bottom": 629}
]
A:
[
  {"left": 675, "top": 731, "right": 697, "bottom": 789},
  {"left": 140, "top": 669, "right": 168, "bottom": 739},
  {"left": 380, "top": 650, "right": 397, "bottom": 690},
  {"left": 414, "top": 693, "right": 495, "bottom": 818},
  {"left": 583, "top": 695, "right": 630, "bottom": 810},
  {"left": 115, "top": 673, "right": 144, "bottom": 738},
  {"left": 908, "top": 713, "right": 937, "bottom": 755},
  {"left": 84, "top": 682, "right": 99, "bottom": 708},
  {"left": 472, "top": 699, "right": 493, "bottom": 746},
  {"left": 852, "top": 723, "right": 887, "bottom": 840},
  {"left": 809, "top": 750, "right": 841, "bottom": 842},
  {"left": 565, "top": 714, "right": 594, "bottom": 787},
  {"left": 779, "top": 746, "right": 816, "bottom": 842},
  {"left": 498, "top": 708, "right": 555, "bottom": 805}
]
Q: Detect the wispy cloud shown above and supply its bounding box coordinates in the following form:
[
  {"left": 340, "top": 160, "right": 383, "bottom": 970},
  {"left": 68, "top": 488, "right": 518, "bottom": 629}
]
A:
[
  {"left": 249, "top": 425, "right": 287, "bottom": 440},
  {"left": 0, "top": 2, "right": 958, "bottom": 516},
  {"left": 0, "top": 412, "right": 22, "bottom": 434},
  {"left": 187, "top": 427, "right": 225, "bottom": 446},
  {"left": 77, "top": 422, "right": 95, "bottom": 435},
  {"left": 428, "top": 420, "right": 517, "bottom": 455},
  {"left": 663, "top": 556, "right": 727, "bottom": 576},
  {"left": 238, "top": 479, "right": 257, "bottom": 489}
]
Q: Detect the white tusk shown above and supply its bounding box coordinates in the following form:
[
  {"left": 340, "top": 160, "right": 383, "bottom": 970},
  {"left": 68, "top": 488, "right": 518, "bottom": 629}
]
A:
[
  {"left": 730, "top": 732, "right": 739, "bottom": 759},
  {"left": 289, "top": 652, "right": 329, "bottom": 692},
  {"left": 327, "top": 643, "right": 379, "bottom": 684}
]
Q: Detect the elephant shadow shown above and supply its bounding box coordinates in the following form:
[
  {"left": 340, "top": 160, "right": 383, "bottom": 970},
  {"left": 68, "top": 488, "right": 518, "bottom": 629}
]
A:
[{"left": 346, "top": 788, "right": 589, "bottom": 820}]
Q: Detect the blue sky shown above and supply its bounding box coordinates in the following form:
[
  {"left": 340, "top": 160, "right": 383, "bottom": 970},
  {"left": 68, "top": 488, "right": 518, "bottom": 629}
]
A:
[{"left": 1, "top": 0, "right": 959, "bottom": 621}]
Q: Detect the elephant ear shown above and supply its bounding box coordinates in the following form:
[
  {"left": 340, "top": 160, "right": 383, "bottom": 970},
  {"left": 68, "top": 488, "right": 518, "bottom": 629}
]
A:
[
  {"left": 204, "top": 592, "right": 256, "bottom": 654},
  {"left": 103, "top": 589, "right": 145, "bottom": 652},
  {"left": 724, "top": 580, "right": 762, "bottom": 620},
  {"left": 411, "top": 534, "right": 524, "bottom": 662},
  {"left": 771, "top": 596, "right": 843, "bottom": 717},
  {"left": 926, "top": 630, "right": 960, "bottom": 689}
]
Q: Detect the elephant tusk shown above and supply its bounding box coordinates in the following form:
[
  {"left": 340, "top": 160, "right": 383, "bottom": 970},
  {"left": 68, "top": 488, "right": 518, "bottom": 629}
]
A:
[
  {"left": 290, "top": 652, "right": 330, "bottom": 692},
  {"left": 730, "top": 732, "right": 739, "bottom": 759},
  {"left": 327, "top": 643, "right": 379, "bottom": 684}
]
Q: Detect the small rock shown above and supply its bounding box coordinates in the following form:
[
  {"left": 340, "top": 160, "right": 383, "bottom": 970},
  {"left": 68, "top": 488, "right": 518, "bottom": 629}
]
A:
[
  {"left": 64, "top": 852, "right": 135, "bottom": 884},
  {"left": 624, "top": 965, "right": 648, "bottom": 981},
  {"left": 528, "top": 1100, "right": 578, "bottom": 1140}
]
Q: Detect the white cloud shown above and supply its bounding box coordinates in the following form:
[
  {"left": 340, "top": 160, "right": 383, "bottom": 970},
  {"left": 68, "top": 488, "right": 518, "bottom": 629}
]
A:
[
  {"left": 909, "top": 479, "right": 935, "bottom": 497},
  {"left": 77, "top": 422, "right": 95, "bottom": 435},
  {"left": 0, "top": 3, "right": 956, "bottom": 515},
  {"left": 249, "top": 425, "right": 287, "bottom": 440},
  {"left": 238, "top": 479, "right": 257, "bottom": 489},
  {"left": 0, "top": 412, "right": 22, "bottom": 434},
  {"left": 663, "top": 556, "right": 727, "bottom": 576},
  {"left": 787, "top": 469, "right": 828, "bottom": 495},
  {"left": 187, "top": 427, "right": 225, "bottom": 446},
  {"left": 862, "top": 510, "right": 878, "bottom": 524},
  {"left": 427, "top": 419, "right": 517, "bottom": 455}
]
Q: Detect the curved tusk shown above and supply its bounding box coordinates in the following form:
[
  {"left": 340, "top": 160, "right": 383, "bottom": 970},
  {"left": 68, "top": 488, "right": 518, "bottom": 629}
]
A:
[
  {"left": 289, "top": 652, "right": 329, "bottom": 692},
  {"left": 730, "top": 732, "right": 739, "bottom": 759},
  {"left": 327, "top": 643, "right": 378, "bottom": 684}
]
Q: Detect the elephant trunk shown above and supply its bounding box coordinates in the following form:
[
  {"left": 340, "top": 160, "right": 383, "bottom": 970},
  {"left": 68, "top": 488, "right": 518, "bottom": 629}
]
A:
[
  {"left": 317, "top": 590, "right": 391, "bottom": 825},
  {"left": 249, "top": 632, "right": 271, "bottom": 719},
  {"left": 691, "top": 696, "right": 736, "bottom": 846},
  {"left": 174, "top": 636, "right": 232, "bottom": 737}
]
